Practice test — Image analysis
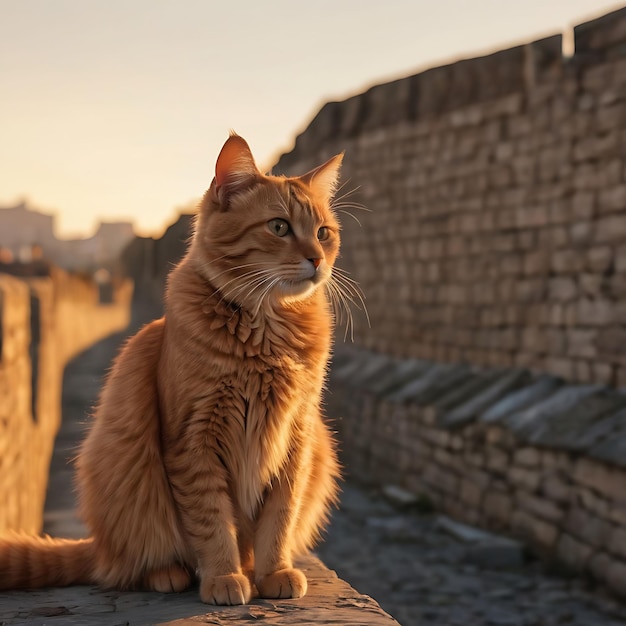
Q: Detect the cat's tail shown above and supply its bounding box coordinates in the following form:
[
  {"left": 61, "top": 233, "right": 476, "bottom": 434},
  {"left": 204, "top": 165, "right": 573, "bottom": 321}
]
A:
[{"left": 0, "top": 533, "right": 96, "bottom": 589}]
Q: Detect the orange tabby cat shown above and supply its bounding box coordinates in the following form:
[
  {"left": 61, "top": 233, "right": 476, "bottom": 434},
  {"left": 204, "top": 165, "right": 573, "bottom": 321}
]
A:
[{"left": 0, "top": 134, "right": 343, "bottom": 605}]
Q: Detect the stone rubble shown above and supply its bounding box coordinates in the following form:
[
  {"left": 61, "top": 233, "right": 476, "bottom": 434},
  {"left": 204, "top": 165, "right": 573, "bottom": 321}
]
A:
[{"left": 316, "top": 481, "right": 626, "bottom": 626}]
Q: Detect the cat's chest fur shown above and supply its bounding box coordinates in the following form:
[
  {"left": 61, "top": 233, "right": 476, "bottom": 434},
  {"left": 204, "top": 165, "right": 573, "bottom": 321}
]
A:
[
  {"left": 229, "top": 362, "right": 299, "bottom": 518},
  {"left": 162, "top": 264, "right": 327, "bottom": 520},
  {"left": 162, "top": 323, "right": 316, "bottom": 521}
]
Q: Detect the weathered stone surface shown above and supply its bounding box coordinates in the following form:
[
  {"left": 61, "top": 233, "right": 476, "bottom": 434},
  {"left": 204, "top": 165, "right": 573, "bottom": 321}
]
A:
[
  {"left": 517, "top": 491, "right": 564, "bottom": 524},
  {"left": 511, "top": 510, "right": 560, "bottom": 549},
  {"left": 590, "top": 429, "right": 626, "bottom": 468},
  {"left": 436, "top": 515, "right": 526, "bottom": 568},
  {"left": 556, "top": 533, "right": 593, "bottom": 573},
  {"left": 343, "top": 353, "right": 397, "bottom": 388},
  {"left": 387, "top": 363, "right": 465, "bottom": 403},
  {"left": 440, "top": 369, "right": 531, "bottom": 428},
  {"left": 564, "top": 507, "right": 613, "bottom": 549},
  {"left": 0, "top": 556, "right": 398, "bottom": 626},
  {"left": 368, "top": 359, "right": 432, "bottom": 397},
  {"left": 504, "top": 385, "right": 603, "bottom": 440},
  {"left": 513, "top": 447, "right": 542, "bottom": 467},
  {"left": 382, "top": 484, "right": 419, "bottom": 508},
  {"left": 479, "top": 376, "right": 562, "bottom": 423},
  {"left": 432, "top": 370, "right": 501, "bottom": 417},
  {"left": 573, "top": 458, "right": 625, "bottom": 501},
  {"left": 526, "top": 391, "right": 626, "bottom": 451}
]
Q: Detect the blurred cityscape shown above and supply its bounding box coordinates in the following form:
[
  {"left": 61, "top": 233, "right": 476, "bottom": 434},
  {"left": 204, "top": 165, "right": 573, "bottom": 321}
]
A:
[
  {"left": 0, "top": 199, "right": 194, "bottom": 316},
  {"left": 0, "top": 200, "right": 135, "bottom": 274}
]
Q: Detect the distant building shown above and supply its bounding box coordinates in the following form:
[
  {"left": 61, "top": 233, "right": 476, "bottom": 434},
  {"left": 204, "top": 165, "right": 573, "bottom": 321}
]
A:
[
  {"left": 0, "top": 200, "right": 135, "bottom": 272},
  {"left": 0, "top": 201, "right": 56, "bottom": 262}
]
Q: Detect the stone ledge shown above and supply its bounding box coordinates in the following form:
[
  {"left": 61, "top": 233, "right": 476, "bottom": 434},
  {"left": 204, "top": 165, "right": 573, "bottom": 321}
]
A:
[{"left": 0, "top": 555, "right": 398, "bottom": 626}]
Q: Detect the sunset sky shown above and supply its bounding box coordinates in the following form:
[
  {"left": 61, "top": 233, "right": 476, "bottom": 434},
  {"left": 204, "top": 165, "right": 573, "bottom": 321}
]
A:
[{"left": 1, "top": 0, "right": 622, "bottom": 238}]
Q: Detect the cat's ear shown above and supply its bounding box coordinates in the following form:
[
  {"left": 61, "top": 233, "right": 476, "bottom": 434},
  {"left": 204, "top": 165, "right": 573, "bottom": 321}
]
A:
[
  {"left": 213, "top": 133, "right": 260, "bottom": 207},
  {"left": 298, "top": 153, "right": 344, "bottom": 202}
]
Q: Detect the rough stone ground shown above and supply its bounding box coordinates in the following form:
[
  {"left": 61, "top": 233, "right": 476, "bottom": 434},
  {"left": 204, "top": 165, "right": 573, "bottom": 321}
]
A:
[{"left": 316, "top": 481, "right": 626, "bottom": 626}]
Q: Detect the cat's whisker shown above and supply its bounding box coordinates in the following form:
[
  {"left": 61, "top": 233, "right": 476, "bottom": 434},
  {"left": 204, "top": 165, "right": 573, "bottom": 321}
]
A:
[
  {"left": 253, "top": 277, "right": 281, "bottom": 318},
  {"left": 337, "top": 210, "right": 362, "bottom": 227},
  {"left": 219, "top": 269, "right": 275, "bottom": 307},
  {"left": 325, "top": 279, "right": 354, "bottom": 342},
  {"left": 331, "top": 181, "right": 360, "bottom": 205},
  {"left": 212, "top": 266, "right": 276, "bottom": 302},
  {"left": 326, "top": 267, "right": 370, "bottom": 335},
  {"left": 332, "top": 200, "right": 370, "bottom": 212}
]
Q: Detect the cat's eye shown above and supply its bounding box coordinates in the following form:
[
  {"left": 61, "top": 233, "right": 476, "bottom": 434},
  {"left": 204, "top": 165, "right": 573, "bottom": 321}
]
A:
[
  {"left": 268, "top": 218, "right": 290, "bottom": 237},
  {"left": 317, "top": 227, "right": 330, "bottom": 241}
]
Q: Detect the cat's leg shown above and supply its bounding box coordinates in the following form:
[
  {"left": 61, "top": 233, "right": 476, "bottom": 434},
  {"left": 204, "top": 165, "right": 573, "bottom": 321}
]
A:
[
  {"left": 253, "top": 448, "right": 309, "bottom": 600},
  {"left": 142, "top": 564, "right": 193, "bottom": 593},
  {"left": 77, "top": 319, "right": 193, "bottom": 591},
  {"left": 167, "top": 455, "right": 251, "bottom": 605},
  {"left": 237, "top": 515, "right": 256, "bottom": 589}
]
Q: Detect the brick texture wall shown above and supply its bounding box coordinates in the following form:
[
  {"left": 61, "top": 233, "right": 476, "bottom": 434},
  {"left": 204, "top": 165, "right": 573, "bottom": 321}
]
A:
[
  {"left": 275, "top": 6, "right": 626, "bottom": 387},
  {"left": 0, "top": 271, "right": 132, "bottom": 533}
]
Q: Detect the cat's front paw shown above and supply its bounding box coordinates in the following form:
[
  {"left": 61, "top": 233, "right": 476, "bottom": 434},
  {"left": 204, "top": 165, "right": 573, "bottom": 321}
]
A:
[
  {"left": 200, "top": 573, "right": 251, "bottom": 605},
  {"left": 257, "top": 567, "right": 307, "bottom": 599}
]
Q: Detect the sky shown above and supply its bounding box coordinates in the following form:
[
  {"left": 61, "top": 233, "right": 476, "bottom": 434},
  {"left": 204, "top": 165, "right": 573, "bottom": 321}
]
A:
[{"left": 1, "top": 0, "right": 623, "bottom": 239}]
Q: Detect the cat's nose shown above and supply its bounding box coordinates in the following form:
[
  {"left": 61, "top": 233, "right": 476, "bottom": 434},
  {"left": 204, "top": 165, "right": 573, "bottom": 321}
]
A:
[{"left": 309, "top": 258, "right": 322, "bottom": 269}]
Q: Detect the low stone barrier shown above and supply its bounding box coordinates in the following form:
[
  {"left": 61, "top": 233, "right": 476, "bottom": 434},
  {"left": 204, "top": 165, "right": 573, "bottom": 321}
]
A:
[
  {"left": 0, "top": 270, "right": 132, "bottom": 534},
  {"left": 0, "top": 554, "right": 398, "bottom": 625},
  {"left": 327, "top": 345, "right": 626, "bottom": 599}
]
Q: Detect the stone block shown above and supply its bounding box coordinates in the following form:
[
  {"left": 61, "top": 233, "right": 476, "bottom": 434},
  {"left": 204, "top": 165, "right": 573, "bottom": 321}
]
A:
[
  {"left": 541, "top": 474, "right": 572, "bottom": 505},
  {"left": 556, "top": 533, "right": 593, "bottom": 573},
  {"left": 483, "top": 491, "right": 513, "bottom": 527},
  {"left": 598, "top": 184, "right": 626, "bottom": 214},
  {"left": 605, "top": 558, "right": 626, "bottom": 597},
  {"left": 504, "top": 384, "right": 602, "bottom": 441},
  {"left": 486, "top": 448, "right": 509, "bottom": 474},
  {"left": 381, "top": 484, "right": 419, "bottom": 508},
  {"left": 387, "top": 363, "right": 464, "bottom": 404},
  {"left": 595, "top": 214, "right": 626, "bottom": 242},
  {"left": 508, "top": 466, "right": 542, "bottom": 492},
  {"left": 573, "top": 457, "right": 625, "bottom": 501},
  {"left": 607, "top": 526, "right": 626, "bottom": 560},
  {"left": 607, "top": 504, "right": 626, "bottom": 526},
  {"left": 587, "top": 246, "right": 614, "bottom": 272},
  {"left": 422, "top": 463, "right": 459, "bottom": 496},
  {"left": 480, "top": 376, "right": 562, "bottom": 424},
  {"left": 369, "top": 359, "right": 431, "bottom": 397},
  {"left": 549, "top": 277, "right": 577, "bottom": 301},
  {"left": 439, "top": 369, "right": 531, "bottom": 428},
  {"left": 578, "top": 487, "right": 610, "bottom": 518},
  {"left": 516, "top": 490, "right": 564, "bottom": 523},
  {"left": 513, "top": 447, "right": 541, "bottom": 467},
  {"left": 576, "top": 298, "right": 614, "bottom": 326},
  {"left": 459, "top": 478, "right": 484, "bottom": 508},
  {"left": 511, "top": 509, "right": 560, "bottom": 549},
  {"left": 589, "top": 430, "right": 626, "bottom": 468},
  {"left": 526, "top": 390, "right": 626, "bottom": 451},
  {"left": 564, "top": 507, "right": 613, "bottom": 549}
]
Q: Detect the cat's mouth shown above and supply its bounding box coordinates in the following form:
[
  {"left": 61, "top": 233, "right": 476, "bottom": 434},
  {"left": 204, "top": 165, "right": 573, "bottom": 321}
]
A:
[{"left": 277, "top": 269, "right": 327, "bottom": 301}]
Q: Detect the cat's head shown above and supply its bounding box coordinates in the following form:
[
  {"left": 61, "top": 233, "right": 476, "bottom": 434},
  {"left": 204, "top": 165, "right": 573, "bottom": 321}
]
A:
[{"left": 191, "top": 133, "right": 343, "bottom": 314}]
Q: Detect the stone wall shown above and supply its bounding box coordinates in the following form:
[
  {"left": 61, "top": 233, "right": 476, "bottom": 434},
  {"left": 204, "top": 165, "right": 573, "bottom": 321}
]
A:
[
  {"left": 328, "top": 345, "right": 626, "bottom": 598},
  {"left": 275, "top": 6, "right": 626, "bottom": 387},
  {"left": 0, "top": 270, "right": 132, "bottom": 533}
]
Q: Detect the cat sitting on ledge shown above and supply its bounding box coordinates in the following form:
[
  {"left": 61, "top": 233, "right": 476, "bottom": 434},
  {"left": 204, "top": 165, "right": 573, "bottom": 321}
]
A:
[{"left": 0, "top": 133, "right": 349, "bottom": 605}]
